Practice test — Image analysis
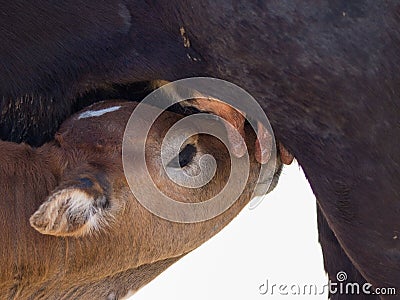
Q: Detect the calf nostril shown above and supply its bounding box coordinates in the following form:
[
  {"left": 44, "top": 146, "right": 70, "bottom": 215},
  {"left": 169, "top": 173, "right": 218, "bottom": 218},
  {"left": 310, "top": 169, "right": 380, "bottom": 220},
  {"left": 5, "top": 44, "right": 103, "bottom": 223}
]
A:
[{"left": 77, "top": 177, "right": 94, "bottom": 188}]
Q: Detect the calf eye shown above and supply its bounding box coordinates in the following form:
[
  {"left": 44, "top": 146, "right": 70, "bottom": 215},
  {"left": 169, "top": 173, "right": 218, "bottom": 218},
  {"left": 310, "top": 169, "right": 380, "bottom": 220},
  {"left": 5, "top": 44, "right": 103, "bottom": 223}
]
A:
[{"left": 167, "top": 144, "right": 197, "bottom": 168}]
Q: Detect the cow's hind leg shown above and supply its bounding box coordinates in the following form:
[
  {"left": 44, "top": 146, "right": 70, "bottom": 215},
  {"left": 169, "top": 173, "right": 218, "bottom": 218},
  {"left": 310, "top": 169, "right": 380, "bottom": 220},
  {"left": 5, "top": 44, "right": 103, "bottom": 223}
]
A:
[{"left": 317, "top": 205, "right": 379, "bottom": 299}]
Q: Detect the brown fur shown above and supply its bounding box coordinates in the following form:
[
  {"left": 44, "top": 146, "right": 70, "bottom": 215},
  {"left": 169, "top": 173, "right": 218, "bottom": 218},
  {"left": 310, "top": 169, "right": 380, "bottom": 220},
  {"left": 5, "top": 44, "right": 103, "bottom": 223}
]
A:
[{"left": 0, "top": 100, "right": 281, "bottom": 299}]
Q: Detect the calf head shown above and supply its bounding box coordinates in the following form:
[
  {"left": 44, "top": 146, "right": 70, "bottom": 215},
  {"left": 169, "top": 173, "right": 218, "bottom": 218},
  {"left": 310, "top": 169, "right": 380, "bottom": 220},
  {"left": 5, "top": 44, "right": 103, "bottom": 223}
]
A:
[{"left": 30, "top": 100, "right": 282, "bottom": 241}]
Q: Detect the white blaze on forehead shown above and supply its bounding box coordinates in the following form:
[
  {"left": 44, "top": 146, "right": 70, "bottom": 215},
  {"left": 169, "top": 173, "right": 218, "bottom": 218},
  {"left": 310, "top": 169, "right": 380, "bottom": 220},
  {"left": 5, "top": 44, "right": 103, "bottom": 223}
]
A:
[{"left": 78, "top": 106, "right": 121, "bottom": 119}]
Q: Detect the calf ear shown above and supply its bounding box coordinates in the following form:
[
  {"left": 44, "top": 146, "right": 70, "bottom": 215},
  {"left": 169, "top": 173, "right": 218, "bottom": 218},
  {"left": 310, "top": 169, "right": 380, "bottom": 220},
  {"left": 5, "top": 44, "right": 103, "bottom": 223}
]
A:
[{"left": 30, "top": 174, "right": 111, "bottom": 237}]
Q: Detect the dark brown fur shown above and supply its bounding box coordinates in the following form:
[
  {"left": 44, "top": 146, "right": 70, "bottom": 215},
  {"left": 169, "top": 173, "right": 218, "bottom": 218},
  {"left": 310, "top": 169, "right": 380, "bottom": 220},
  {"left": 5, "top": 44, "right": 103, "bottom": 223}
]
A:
[{"left": 1, "top": 2, "right": 399, "bottom": 298}]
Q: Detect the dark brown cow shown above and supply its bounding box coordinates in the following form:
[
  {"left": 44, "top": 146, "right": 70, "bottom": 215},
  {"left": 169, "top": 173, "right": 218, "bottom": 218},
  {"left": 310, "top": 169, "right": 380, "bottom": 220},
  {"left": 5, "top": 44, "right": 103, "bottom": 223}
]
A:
[
  {"left": 1, "top": 2, "right": 399, "bottom": 299},
  {"left": 0, "top": 100, "right": 281, "bottom": 299}
]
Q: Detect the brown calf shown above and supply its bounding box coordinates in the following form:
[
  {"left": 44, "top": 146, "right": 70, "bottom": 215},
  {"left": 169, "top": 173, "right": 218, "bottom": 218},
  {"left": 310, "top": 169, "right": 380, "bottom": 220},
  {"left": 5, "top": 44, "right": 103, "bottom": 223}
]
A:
[{"left": 0, "top": 100, "right": 281, "bottom": 299}]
